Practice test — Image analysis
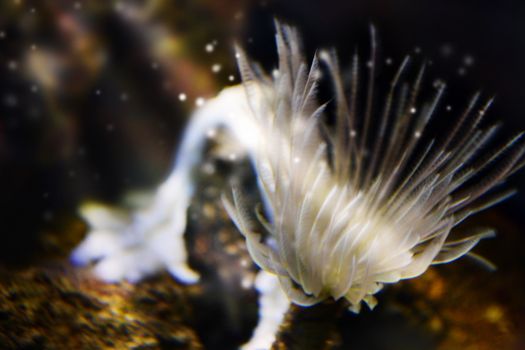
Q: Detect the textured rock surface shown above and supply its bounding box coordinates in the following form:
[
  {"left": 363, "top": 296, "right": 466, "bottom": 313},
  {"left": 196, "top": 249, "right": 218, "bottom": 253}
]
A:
[{"left": 1, "top": 162, "right": 524, "bottom": 350}]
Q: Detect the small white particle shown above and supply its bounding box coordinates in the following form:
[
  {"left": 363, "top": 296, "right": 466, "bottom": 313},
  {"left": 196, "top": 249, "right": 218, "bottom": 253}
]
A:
[
  {"left": 4, "top": 94, "right": 18, "bottom": 107},
  {"left": 366, "top": 60, "right": 373, "bottom": 68},
  {"left": 120, "top": 93, "right": 128, "bottom": 101},
  {"left": 95, "top": 89, "right": 101, "bottom": 95},
  {"left": 293, "top": 157, "right": 301, "bottom": 163},
  {"left": 414, "top": 131, "right": 422, "bottom": 138},
  {"left": 228, "top": 75, "right": 235, "bottom": 82},
  {"left": 446, "top": 105, "right": 452, "bottom": 111},
  {"left": 385, "top": 58, "right": 393, "bottom": 66},
  {"left": 74, "top": 2, "right": 82, "bottom": 10},
  {"left": 7, "top": 60, "right": 18, "bottom": 71},
  {"left": 433, "top": 79, "right": 445, "bottom": 88},
  {"left": 0, "top": 31, "right": 5, "bottom": 39},
  {"left": 178, "top": 93, "right": 187, "bottom": 101},
  {"left": 202, "top": 162, "right": 216, "bottom": 175},
  {"left": 458, "top": 67, "right": 467, "bottom": 76},
  {"left": 151, "top": 61, "right": 159, "bottom": 70},
  {"left": 410, "top": 107, "right": 417, "bottom": 114},
  {"left": 228, "top": 153, "right": 237, "bottom": 161},
  {"left": 414, "top": 46, "right": 421, "bottom": 54},
  {"left": 206, "top": 128, "right": 217, "bottom": 138},
  {"left": 211, "top": 63, "right": 222, "bottom": 73},
  {"left": 31, "top": 44, "right": 37, "bottom": 51},
  {"left": 350, "top": 129, "right": 357, "bottom": 138},
  {"left": 30, "top": 84, "right": 38, "bottom": 93},
  {"left": 272, "top": 69, "right": 280, "bottom": 78},
  {"left": 114, "top": 1, "right": 124, "bottom": 12},
  {"left": 440, "top": 44, "right": 454, "bottom": 58},
  {"left": 241, "top": 276, "right": 253, "bottom": 289},
  {"left": 234, "top": 11, "right": 244, "bottom": 20},
  {"left": 235, "top": 52, "right": 241, "bottom": 59},
  {"left": 205, "top": 43, "right": 214, "bottom": 53},
  {"left": 43, "top": 211, "right": 54, "bottom": 222},
  {"left": 463, "top": 55, "right": 474, "bottom": 67},
  {"left": 195, "top": 97, "right": 205, "bottom": 107}
]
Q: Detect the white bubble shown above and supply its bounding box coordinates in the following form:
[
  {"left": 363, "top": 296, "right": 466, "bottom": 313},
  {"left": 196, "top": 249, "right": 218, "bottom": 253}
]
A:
[
  {"left": 234, "top": 11, "right": 244, "bottom": 20},
  {"left": 433, "top": 79, "right": 445, "bottom": 89},
  {"left": 205, "top": 43, "right": 214, "bottom": 53},
  {"left": 0, "top": 31, "right": 5, "bottom": 39},
  {"left": 151, "top": 61, "right": 159, "bottom": 70},
  {"left": 414, "top": 131, "right": 422, "bottom": 138},
  {"left": 440, "top": 44, "right": 454, "bottom": 58},
  {"left": 7, "top": 60, "right": 18, "bottom": 71},
  {"left": 228, "top": 75, "right": 235, "bottom": 82},
  {"left": 211, "top": 63, "right": 222, "bottom": 73},
  {"left": 30, "top": 84, "right": 38, "bottom": 93},
  {"left": 202, "top": 162, "right": 215, "bottom": 175},
  {"left": 43, "top": 211, "right": 54, "bottom": 222},
  {"left": 228, "top": 153, "right": 237, "bottom": 161},
  {"left": 95, "top": 89, "right": 101, "bottom": 95},
  {"left": 178, "top": 93, "right": 187, "bottom": 101},
  {"left": 446, "top": 105, "right": 452, "bottom": 111},
  {"left": 241, "top": 276, "right": 253, "bottom": 289},
  {"left": 463, "top": 55, "right": 474, "bottom": 67},
  {"left": 4, "top": 94, "right": 18, "bottom": 107},
  {"left": 385, "top": 58, "right": 393, "bottom": 66},
  {"left": 195, "top": 97, "right": 205, "bottom": 107},
  {"left": 410, "top": 107, "right": 417, "bottom": 114}
]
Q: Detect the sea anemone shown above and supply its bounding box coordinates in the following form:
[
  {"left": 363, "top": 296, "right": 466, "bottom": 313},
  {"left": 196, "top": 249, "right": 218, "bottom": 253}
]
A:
[{"left": 223, "top": 21, "right": 525, "bottom": 311}]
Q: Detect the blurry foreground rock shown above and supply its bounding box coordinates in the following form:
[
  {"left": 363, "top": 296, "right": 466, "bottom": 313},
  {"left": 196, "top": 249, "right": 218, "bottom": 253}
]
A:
[{"left": 0, "top": 157, "right": 524, "bottom": 350}]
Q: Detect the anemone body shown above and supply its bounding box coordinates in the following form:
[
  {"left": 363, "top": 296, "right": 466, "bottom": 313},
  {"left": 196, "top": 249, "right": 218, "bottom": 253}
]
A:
[{"left": 224, "top": 22, "right": 525, "bottom": 310}]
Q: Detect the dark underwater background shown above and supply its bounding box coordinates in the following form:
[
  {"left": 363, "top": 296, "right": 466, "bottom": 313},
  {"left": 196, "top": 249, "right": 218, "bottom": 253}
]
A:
[{"left": 0, "top": 1, "right": 524, "bottom": 349}]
